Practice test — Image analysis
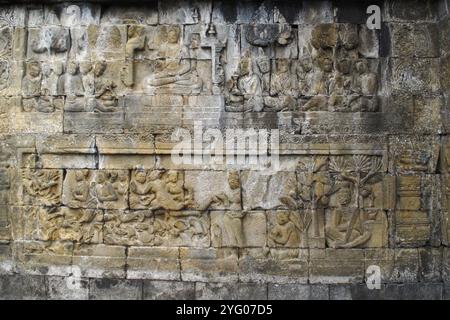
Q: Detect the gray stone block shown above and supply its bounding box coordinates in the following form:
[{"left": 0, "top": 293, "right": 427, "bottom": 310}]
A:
[
  {"left": 47, "top": 276, "right": 89, "bottom": 300},
  {"left": 384, "top": 283, "right": 443, "bottom": 300},
  {"left": 89, "top": 278, "right": 142, "bottom": 300},
  {"left": 268, "top": 284, "right": 329, "bottom": 300},
  {"left": 143, "top": 280, "right": 195, "bottom": 300},
  {"left": 0, "top": 274, "right": 47, "bottom": 300},
  {"left": 196, "top": 282, "right": 267, "bottom": 300}
]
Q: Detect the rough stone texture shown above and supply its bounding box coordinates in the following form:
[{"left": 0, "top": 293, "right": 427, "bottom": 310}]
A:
[
  {"left": 268, "top": 283, "right": 329, "bottom": 300},
  {"left": 195, "top": 282, "right": 267, "bottom": 300},
  {"left": 143, "top": 280, "right": 195, "bottom": 300},
  {"left": 0, "top": 0, "right": 448, "bottom": 300},
  {"left": 89, "top": 278, "right": 143, "bottom": 300}
]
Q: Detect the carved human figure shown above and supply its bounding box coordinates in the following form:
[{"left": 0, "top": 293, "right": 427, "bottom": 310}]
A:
[
  {"left": 71, "top": 170, "right": 90, "bottom": 203},
  {"left": 145, "top": 26, "right": 202, "bottom": 94},
  {"left": 65, "top": 61, "right": 84, "bottom": 96},
  {"left": 329, "top": 58, "right": 353, "bottom": 112},
  {"left": 255, "top": 49, "right": 270, "bottom": 94},
  {"left": 122, "top": 25, "right": 146, "bottom": 87},
  {"left": 349, "top": 59, "right": 378, "bottom": 112},
  {"left": 93, "top": 171, "right": 118, "bottom": 203},
  {"left": 92, "top": 61, "right": 118, "bottom": 112},
  {"left": 22, "top": 60, "right": 42, "bottom": 97},
  {"left": 130, "top": 170, "right": 155, "bottom": 208},
  {"left": 297, "top": 57, "right": 314, "bottom": 96},
  {"left": 269, "top": 211, "right": 301, "bottom": 247},
  {"left": 302, "top": 56, "right": 332, "bottom": 111},
  {"left": 264, "top": 59, "right": 296, "bottom": 111},
  {"left": 164, "top": 171, "right": 183, "bottom": 201},
  {"left": 210, "top": 170, "right": 246, "bottom": 247},
  {"left": 64, "top": 61, "right": 86, "bottom": 112},
  {"left": 109, "top": 171, "right": 128, "bottom": 196},
  {"left": 80, "top": 61, "right": 95, "bottom": 96},
  {"left": 80, "top": 209, "right": 104, "bottom": 243},
  {"left": 314, "top": 56, "right": 332, "bottom": 94},
  {"left": 225, "top": 53, "right": 264, "bottom": 112},
  {"left": 49, "top": 61, "right": 65, "bottom": 96},
  {"left": 140, "top": 170, "right": 189, "bottom": 211},
  {"left": 325, "top": 181, "right": 372, "bottom": 248}
]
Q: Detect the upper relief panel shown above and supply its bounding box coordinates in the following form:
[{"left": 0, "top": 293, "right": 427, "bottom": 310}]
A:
[{"left": 0, "top": 0, "right": 442, "bottom": 136}]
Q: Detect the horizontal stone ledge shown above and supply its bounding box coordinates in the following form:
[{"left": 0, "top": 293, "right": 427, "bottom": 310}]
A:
[{"left": 0, "top": 274, "right": 448, "bottom": 299}]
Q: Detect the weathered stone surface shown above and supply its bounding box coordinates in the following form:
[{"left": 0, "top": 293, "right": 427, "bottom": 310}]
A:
[
  {"left": 89, "top": 278, "right": 142, "bottom": 300},
  {"left": 0, "top": 0, "right": 447, "bottom": 300},
  {"left": 268, "top": 283, "right": 328, "bottom": 300},
  {"left": 73, "top": 244, "right": 126, "bottom": 278},
  {"left": 239, "top": 248, "right": 309, "bottom": 283},
  {"left": 143, "top": 280, "right": 195, "bottom": 300},
  {"left": 13, "top": 240, "right": 73, "bottom": 276},
  {"left": 47, "top": 275, "right": 89, "bottom": 300},
  {"left": 384, "top": 283, "right": 443, "bottom": 300},
  {"left": 180, "top": 248, "right": 238, "bottom": 282},
  {"left": 127, "top": 247, "right": 180, "bottom": 280},
  {"left": 389, "top": 23, "right": 439, "bottom": 58},
  {"left": 309, "top": 249, "right": 365, "bottom": 284},
  {"left": 418, "top": 248, "right": 442, "bottom": 282},
  {"left": 0, "top": 274, "right": 46, "bottom": 300},
  {"left": 196, "top": 282, "right": 267, "bottom": 300}
]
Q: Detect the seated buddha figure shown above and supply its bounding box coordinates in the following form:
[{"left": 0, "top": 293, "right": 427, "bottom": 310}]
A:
[{"left": 145, "top": 26, "right": 202, "bottom": 94}]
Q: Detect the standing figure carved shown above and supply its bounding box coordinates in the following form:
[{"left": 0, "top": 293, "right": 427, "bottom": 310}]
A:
[
  {"left": 225, "top": 53, "right": 263, "bottom": 112},
  {"left": 209, "top": 170, "right": 247, "bottom": 247}
]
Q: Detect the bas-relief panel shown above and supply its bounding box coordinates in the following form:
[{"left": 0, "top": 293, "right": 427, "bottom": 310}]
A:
[{"left": 0, "top": 1, "right": 446, "bottom": 286}]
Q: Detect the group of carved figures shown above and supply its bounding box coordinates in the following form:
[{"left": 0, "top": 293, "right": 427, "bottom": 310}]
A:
[
  {"left": 9, "top": 3, "right": 379, "bottom": 113},
  {"left": 226, "top": 24, "right": 378, "bottom": 113},
  {"left": 20, "top": 154, "right": 388, "bottom": 249},
  {"left": 22, "top": 59, "right": 118, "bottom": 112}
]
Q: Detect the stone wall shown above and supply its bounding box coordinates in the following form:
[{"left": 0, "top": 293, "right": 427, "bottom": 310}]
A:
[{"left": 0, "top": 0, "right": 449, "bottom": 299}]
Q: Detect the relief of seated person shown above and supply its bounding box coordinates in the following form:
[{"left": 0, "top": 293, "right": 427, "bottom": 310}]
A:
[{"left": 144, "top": 26, "right": 202, "bottom": 95}]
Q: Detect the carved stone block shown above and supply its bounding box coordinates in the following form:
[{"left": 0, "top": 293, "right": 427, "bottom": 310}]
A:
[
  {"left": 389, "top": 136, "right": 440, "bottom": 174},
  {"left": 13, "top": 240, "right": 73, "bottom": 276},
  {"left": 96, "top": 134, "right": 155, "bottom": 169},
  {"left": 124, "top": 95, "right": 182, "bottom": 133},
  {"left": 309, "top": 249, "right": 365, "bottom": 283},
  {"left": 22, "top": 206, "right": 103, "bottom": 243},
  {"left": 239, "top": 248, "right": 308, "bottom": 283},
  {"left": 20, "top": 169, "right": 62, "bottom": 206},
  {"left": 241, "top": 171, "right": 296, "bottom": 210},
  {"left": 72, "top": 244, "right": 126, "bottom": 278},
  {"left": 395, "top": 211, "right": 431, "bottom": 247},
  {"left": 180, "top": 248, "right": 238, "bottom": 282},
  {"left": 389, "top": 23, "right": 439, "bottom": 58},
  {"left": 390, "top": 58, "right": 440, "bottom": 95},
  {"left": 211, "top": 211, "right": 266, "bottom": 248},
  {"left": 64, "top": 112, "right": 124, "bottom": 134},
  {"left": 127, "top": 247, "right": 180, "bottom": 280},
  {"left": 62, "top": 170, "right": 129, "bottom": 210}
]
